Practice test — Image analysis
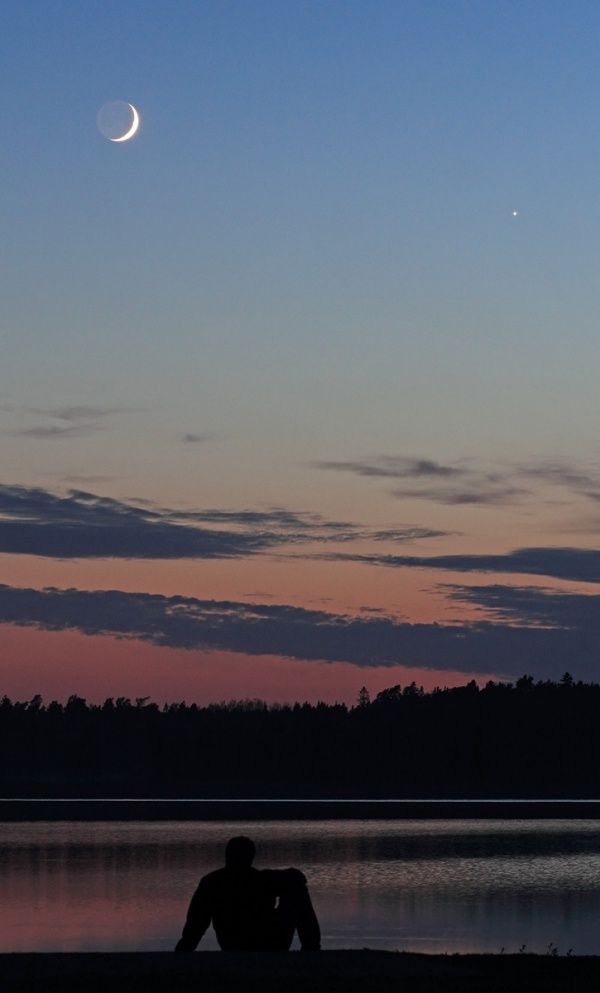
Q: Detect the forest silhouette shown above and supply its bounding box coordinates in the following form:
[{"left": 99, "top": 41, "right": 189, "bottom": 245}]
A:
[{"left": 1, "top": 673, "right": 597, "bottom": 798}]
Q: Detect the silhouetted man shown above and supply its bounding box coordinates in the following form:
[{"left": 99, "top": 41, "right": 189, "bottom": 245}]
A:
[{"left": 175, "top": 836, "right": 321, "bottom": 952}]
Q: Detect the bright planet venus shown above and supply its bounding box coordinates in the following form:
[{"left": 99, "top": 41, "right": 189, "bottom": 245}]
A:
[{"left": 97, "top": 100, "right": 140, "bottom": 142}]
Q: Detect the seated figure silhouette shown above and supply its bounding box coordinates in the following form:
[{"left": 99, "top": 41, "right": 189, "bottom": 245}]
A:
[{"left": 175, "top": 835, "right": 321, "bottom": 951}]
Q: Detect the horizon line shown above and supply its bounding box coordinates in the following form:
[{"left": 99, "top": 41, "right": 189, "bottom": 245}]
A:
[{"left": 3, "top": 797, "right": 600, "bottom": 804}]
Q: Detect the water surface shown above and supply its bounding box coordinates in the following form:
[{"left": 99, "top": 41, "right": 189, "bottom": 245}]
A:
[{"left": 2, "top": 819, "right": 600, "bottom": 954}]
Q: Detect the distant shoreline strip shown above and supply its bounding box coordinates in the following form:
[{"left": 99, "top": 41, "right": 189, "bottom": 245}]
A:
[{"left": 2, "top": 797, "right": 600, "bottom": 803}]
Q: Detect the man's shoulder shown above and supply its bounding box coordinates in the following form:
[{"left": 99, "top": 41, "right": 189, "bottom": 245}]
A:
[
  {"left": 199, "top": 866, "right": 261, "bottom": 886},
  {"left": 259, "top": 867, "right": 307, "bottom": 887},
  {"left": 197, "top": 867, "right": 227, "bottom": 888}
]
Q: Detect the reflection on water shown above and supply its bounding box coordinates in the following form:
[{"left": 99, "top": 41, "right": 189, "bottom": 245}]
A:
[{"left": 2, "top": 819, "right": 600, "bottom": 953}]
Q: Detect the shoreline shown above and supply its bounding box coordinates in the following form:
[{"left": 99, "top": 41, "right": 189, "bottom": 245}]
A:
[
  {"left": 3, "top": 798, "right": 600, "bottom": 820},
  {"left": 2, "top": 951, "right": 600, "bottom": 992}
]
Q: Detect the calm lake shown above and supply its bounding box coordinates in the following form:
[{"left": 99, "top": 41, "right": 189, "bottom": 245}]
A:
[{"left": 2, "top": 818, "right": 600, "bottom": 954}]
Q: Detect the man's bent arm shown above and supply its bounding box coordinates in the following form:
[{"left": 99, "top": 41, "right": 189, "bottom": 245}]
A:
[
  {"left": 262, "top": 868, "right": 321, "bottom": 951},
  {"left": 175, "top": 879, "right": 212, "bottom": 951}
]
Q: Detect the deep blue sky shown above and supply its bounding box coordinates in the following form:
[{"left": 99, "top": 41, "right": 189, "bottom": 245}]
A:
[{"left": 3, "top": 0, "right": 600, "bottom": 471}]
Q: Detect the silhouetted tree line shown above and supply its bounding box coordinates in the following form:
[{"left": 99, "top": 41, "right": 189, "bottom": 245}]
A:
[{"left": 1, "top": 673, "right": 599, "bottom": 797}]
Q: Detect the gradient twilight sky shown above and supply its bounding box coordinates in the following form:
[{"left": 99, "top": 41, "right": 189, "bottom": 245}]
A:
[{"left": 2, "top": 0, "right": 600, "bottom": 704}]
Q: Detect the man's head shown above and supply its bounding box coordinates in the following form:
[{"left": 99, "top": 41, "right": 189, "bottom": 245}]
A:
[{"left": 225, "top": 835, "right": 256, "bottom": 869}]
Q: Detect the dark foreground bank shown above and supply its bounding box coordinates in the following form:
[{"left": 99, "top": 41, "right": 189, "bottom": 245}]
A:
[{"left": 2, "top": 951, "right": 600, "bottom": 993}]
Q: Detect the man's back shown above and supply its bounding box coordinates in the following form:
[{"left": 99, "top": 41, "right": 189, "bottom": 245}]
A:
[{"left": 191, "top": 865, "right": 280, "bottom": 950}]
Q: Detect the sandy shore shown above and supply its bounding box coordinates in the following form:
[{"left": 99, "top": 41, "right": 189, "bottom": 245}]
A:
[{"left": 2, "top": 950, "right": 600, "bottom": 992}]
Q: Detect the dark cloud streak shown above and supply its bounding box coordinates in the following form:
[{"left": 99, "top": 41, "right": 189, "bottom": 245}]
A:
[
  {"left": 0, "top": 484, "right": 446, "bottom": 560},
  {"left": 445, "top": 583, "right": 600, "bottom": 630},
  {"left": 316, "top": 547, "right": 600, "bottom": 584},
  {"left": 0, "top": 486, "right": 292, "bottom": 559},
  {"left": 1, "top": 582, "right": 599, "bottom": 679}
]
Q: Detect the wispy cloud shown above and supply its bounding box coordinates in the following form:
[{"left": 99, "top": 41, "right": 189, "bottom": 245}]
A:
[
  {"left": 517, "top": 460, "right": 600, "bottom": 495},
  {"left": 370, "top": 527, "right": 448, "bottom": 542},
  {"left": 390, "top": 483, "right": 526, "bottom": 505},
  {"left": 172, "top": 507, "right": 446, "bottom": 544},
  {"left": 313, "top": 453, "right": 600, "bottom": 507},
  {"left": 6, "top": 404, "right": 133, "bottom": 440},
  {"left": 181, "top": 432, "right": 215, "bottom": 444},
  {"left": 0, "top": 484, "right": 446, "bottom": 560},
  {"left": 313, "top": 456, "right": 462, "bottom": 479},
  {"left": 16, "top": 423, "right": 102, "bottom": 440},
  {"left": 1, "top": 581, "right": 598, "bottom": 679}
]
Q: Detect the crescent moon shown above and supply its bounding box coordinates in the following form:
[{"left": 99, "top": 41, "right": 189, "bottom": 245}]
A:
[{"left": 110, "top": 103, "right": 140, "bottom": 143}]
